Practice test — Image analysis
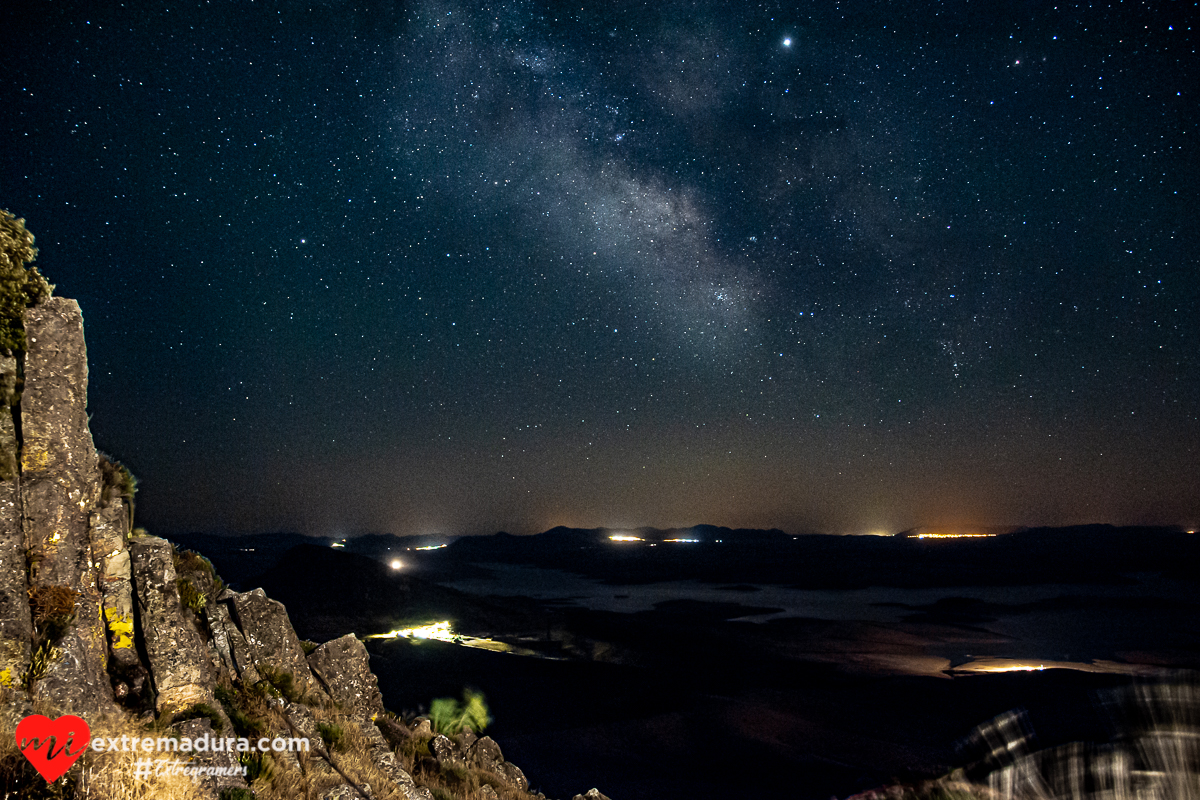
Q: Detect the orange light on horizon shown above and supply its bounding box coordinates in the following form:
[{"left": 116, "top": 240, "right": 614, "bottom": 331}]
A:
[
  {"left": 609, "top": 534, "right": 644, "bottom": 542},
  {"left": 914, "top": 533, "right": 997, "bottom": 539}
]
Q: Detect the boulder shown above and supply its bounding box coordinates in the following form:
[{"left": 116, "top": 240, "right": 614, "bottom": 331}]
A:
[
  {"left": 497, "top": 760, "right": 529, "bottom": 791},
  {"left": 467, "top": 734, "right": 529, "bottom": 789},
  {"left": 208, "top": 601, "right": 260, "bottom": 685},
  {"left": 129, "top": 536, "right": 215, "bottom": 713},
  {"left": 307, "top": 634, "right": 385, "bottom": 718},
  {"left": 227, "top": 588, "right": 318, "bottom": 695},
  {"left": 468, "top": 735, "right": 505, "bottom": 771},
  {"left": 430, "top": 734, "right": 463, "bottom": 766}
]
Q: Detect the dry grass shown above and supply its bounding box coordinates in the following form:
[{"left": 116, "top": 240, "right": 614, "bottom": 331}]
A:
[
  {"left": 2, "top": 703, "right": 208, "bottom": 800},
  {"left": 395, "top": 731, "right": 543, "bottom": 800},
  {"left": 4, "top": 683, "right": 547, "bottom": 800}
]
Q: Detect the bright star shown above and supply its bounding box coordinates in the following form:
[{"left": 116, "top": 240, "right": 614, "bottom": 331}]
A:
[{"left": 782, "top": 37, "right": 792, "bottom": 47}]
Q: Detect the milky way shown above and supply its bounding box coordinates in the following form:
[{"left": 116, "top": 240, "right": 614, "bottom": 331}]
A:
[{"left": 2, "top": 1, "right": 1197, "bottom": 535}]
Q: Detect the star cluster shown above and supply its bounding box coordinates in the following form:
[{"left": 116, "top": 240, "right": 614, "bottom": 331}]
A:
[{"left": 2, "top": 0, "right": 1196, "bottom": 535}]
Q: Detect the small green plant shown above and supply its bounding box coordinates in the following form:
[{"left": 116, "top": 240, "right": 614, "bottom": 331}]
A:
[
  {"left": 399, "top": 734, "right": 432, "bottom": 761},
  {"left": 239, "top": 750, "right": 273, "bottom": 784},
  {"left": 429, "top": 689, "right": 491, "bottom": 736},
  {"left": 219, "top": 788, "right": 255, "bottom": 800},
  {"left": 299, "top": 639, "right": 319, "bottom": 655},
  {"left": 317, "top": 721, "right": 344, "bottom": 752},
  {"left": 215, "top": 685, "right": 267, "bottom": 739},
  {"left": 258, "top": 666, "right": 301, "bottom": 703},
  {"left": 176, "top": 577, "right": 207, "bottom": 614},
  {"left": 20, "top": 639, "right": 59, "bottom": 691}
]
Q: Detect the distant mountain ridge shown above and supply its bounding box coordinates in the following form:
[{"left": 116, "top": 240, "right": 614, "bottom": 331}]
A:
[{"left": 174, "top": 522, "right": 1198, "bottom": 594}]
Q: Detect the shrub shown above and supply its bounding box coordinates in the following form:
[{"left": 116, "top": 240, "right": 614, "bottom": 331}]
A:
[
  {"left": 175, "top": 549, "right": 216, "bottom": 579},
  {"left": 429, "top": 689, "right": 491, "bottom": 736},
  {"left": 0, "top": 210, "right": 53, "bottom": 353}
]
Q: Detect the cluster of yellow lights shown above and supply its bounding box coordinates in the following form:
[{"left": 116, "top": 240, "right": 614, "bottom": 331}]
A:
[
  {"left": 978, "top": 664, "right": 1046, "bottom": 673},
  {"left": 608, "top": 534, "right": 644, "bottom": 542},
  {"left": 915, "top": 533, "right": 997, "bottom": 539},
  {"left": 365, "top": 621, "right": 455, "bottom": 642},
  {"left": 414, "top": 543, "right": 448, "bottom": 551},
  {"left": 663, "top": 538, "right": 700, "bottom": 543}
]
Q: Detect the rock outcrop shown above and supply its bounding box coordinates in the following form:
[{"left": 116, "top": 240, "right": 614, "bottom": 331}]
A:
[
  {"left": 0, "top": 292, "right": 609, "bottom": 800},
  {"left": 228, "top": 587, "right": 320, "bottom": 694},
  {"left": 308, "top": 633, "right": 385, "bottom": 718},
  {"left": 130, "top": 536, "right": 217, "bottom": 714}
]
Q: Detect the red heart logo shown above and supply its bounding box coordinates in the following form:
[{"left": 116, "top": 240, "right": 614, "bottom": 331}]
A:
[{"left": 15, "top": 714, "right": 91, "bottom": 783}]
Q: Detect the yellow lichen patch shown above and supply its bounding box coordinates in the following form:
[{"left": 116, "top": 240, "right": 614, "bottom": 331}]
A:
[
  {"left": 0, "top": 666, "right": 13, "bottom": 687},
  {"left": 21, "top": 447, "right": 50, "bottom": 472},
  {"left": 104, "top": 608, "right": 135, "bottom": 649}
]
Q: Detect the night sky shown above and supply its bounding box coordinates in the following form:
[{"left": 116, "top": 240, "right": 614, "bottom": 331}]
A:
[{"left": 2, "top": 1, "right": 1197, "bottom": 537}]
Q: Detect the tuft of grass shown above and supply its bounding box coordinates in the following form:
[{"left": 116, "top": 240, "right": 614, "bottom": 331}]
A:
[
  {"left": 317, "top": 722, "right": 345, "bottom": 752},
  {"left": 176, "top": 577, "right": 207, "bottom": 614},
  {"left": 27, "top": 585, "right": 78, "bottom": 640},
  {"left": 215, "top": 684, "right": 268, "bottom": 740},
  {"left": 258, "top": 666, "right": 300, "bottom": 704},
  {"left": 241, "top": 750, "right": 275, "bottom": 785},
  {"left": 300, "top": 639, "right": 319, "bottom": 655},
  {"left": 219, "top": 788, "right": 255, "bottom": 800}
]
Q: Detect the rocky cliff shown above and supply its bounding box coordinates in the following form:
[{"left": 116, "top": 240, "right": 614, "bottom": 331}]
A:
[{"left": 0, "top": 294, "right": 609, "bottom": 800}]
